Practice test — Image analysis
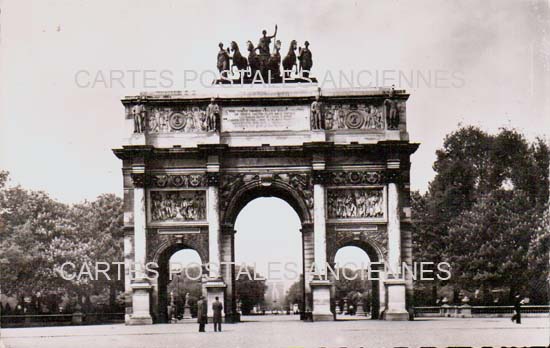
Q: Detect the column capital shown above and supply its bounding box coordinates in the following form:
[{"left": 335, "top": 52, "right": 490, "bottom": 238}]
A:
[
  {"left": 206, "top": 172, "right": 220, "bottom": 186},
  {"left": 221, "top": 224, "right": 236, "bottom": 235},
  {"left": 385, "top": 169, "right": 402, "bottom": 184},
  {"left": 131, "top": 173, "right": 147, "bottom": 188},
  {"left": 300, "top": 222, "right": 314, "bottom": 233},
  {"left": 312, "top": 170, "right": 329, "bottom": 185}
]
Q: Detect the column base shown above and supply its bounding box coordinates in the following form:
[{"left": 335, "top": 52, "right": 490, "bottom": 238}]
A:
[
  {"left": 311, "top": 313, "right": 334, "bottom": 321},
  {"left": 310, "top": 279, "right": 334, "bottom": 321},
  {"left": 128, "top": 279, "right": 153, "bottom": 325},
  {"left": 383, "top": 311, "right": 410, "bottom": 321},
  {"left": 128, "top": 315, "right": 153, "bottom": 325},
  {"left": 383, "top": 279, "right": 409, "bottom": 321},
  {"left": 224, "top": 312, "right": 240, "bottom": 323},
  {"left": 183, "top": 305, "right": 192, "bottom": 319},
  {"left": 205, "top": 279, "right": 226, "bottom": 319}
]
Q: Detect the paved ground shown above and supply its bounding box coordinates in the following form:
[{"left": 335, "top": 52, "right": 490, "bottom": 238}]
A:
[{"left": 1, "top": 316, "right": 548, "bottom": 348}]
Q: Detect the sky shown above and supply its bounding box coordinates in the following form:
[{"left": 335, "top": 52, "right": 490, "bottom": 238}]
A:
[{"left": 1, "top": 1, "right": 549, "bottom": 277}]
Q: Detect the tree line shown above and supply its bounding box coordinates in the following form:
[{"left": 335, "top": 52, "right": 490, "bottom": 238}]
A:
[
  {"left": 412, "top": 126, "right": 549, "bottom": 305},
  {"left": 0, "top": 172, "right": 124, "bottom": 314}
]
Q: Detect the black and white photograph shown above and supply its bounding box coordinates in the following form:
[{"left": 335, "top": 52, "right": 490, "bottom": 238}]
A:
[{"left": 0, "top": 1, "right": 549, "bottom": 347}]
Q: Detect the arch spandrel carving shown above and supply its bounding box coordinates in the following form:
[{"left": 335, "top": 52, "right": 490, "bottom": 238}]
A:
[
  {"left": 326, "top": 228, "right": 388, "bottom": 265},
  {"left": 147, "top": 229, "right": 209, "bottom": 265},
  {"left": 219, "top": 172, "right": 314, "bottom": 225}
]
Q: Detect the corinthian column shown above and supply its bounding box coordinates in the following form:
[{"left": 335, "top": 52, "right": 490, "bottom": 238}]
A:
[
  {"left": 383, "top": 165, "right": 409, "bottom": 321},
  {"left": 207, "top": 171, "right": 221, "bottom": 279},
  {"left": 129, "top": 168, "right": 153, "bottom": 325},
  {"left": 310, "top": 169, "right": 333, "bottom": 321},
  {"left": 205, "top": 158, "right": 226, "bottom": 319}
]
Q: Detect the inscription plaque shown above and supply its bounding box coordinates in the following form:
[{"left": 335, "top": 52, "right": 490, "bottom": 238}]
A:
[{"left": 221, "top": 105, "right": 310, "bottom": 132}]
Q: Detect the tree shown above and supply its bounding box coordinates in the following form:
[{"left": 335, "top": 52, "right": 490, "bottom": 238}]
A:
[
  {"left": 333, "top": 268, "right": 370, "bottom": 301},
  {"left": 45, "top": 194, "right": 124, "bottom": 310},
  {"left": 0, "top": 178, "right": 69, "bottom": 297},
  {"left": 0, "top": 171, "right": 125, "bottom": 312},
  {"left": 284, "top": 278, "right": 303, "bottom": 311},
  {"left": 527, "top": 208, "right": 550, "bottom": 304},
  {"left": 412, "top": 126, "right": 549, "bottom": 304},
  {"left": 235, "top": 266, "right": 267, "bottom": 314},
  {"left": 447, "top": 190, "right": 541, "bottom": 300}
]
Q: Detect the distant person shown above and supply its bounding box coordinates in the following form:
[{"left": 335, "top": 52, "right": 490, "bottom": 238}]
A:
[
  {"left": 511, "top": 293, "right": 522, "bottom": 324},
  {"left": 212, "top": 296, "right": 223, "bottom": 332},
  {"left": 197, "top": 296, "right": 207, "bottom": 332}
]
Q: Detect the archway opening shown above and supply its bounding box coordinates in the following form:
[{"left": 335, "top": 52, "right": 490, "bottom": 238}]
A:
[
  {"left": 157, "top": 247, "right": 202, "bottom": 323},
  {"left": 234, "top": 197, "right": 303, "bottom": 321},
  {"left": 333, "top": 245, "right": 380, "bottom": 320}
]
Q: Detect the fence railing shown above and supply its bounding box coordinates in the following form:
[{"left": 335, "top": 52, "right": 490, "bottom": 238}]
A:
[
  {"left": 413, "top": 305, "right": 550, "bottom": 318},
  {"left": 0, "top": 312, "right": 125, "bottom": 328}
]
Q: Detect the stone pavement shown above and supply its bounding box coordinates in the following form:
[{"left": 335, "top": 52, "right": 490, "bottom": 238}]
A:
[{"left": 1, "top": 316, "right": 548, "bottom": 348}]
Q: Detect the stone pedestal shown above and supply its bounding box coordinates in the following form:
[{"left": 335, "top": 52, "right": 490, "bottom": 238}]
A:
[
  {"left": 183, "top": 305, "right": 192, "bottom": 319},
  {"left": 205, "top": 280, "right": 226, "bottom": 319},
  {"left": 459, "top": 304, "right": 472, "bottom": 318},
  {"left": 310, "top": 279, "right": 333, "bottom": 321},
  {"left": 71, "top": 311, "right": 83, "bottom": 325},
  {"left": 129, "top": 279, "right": 153, "bottom": 325},
  {"left": 355, "top": 299, "right": 366, "bottom": 317},
  {"left": 383, "top": 279, "right": 408, "bottom": 321},
  {"left": 310, "top": 130, "right": 326, "bottom": 142}
]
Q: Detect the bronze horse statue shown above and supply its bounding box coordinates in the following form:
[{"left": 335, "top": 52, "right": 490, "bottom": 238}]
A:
[
  {"left": 282, "top": 40, "right": 298, "bottom": 78},
  {"left": 247, "top": 40, "right": 261, "bottom": 79},
  {"left": 267, "top": 40, "right": 282, "bottom": 80},
  {"left": 229, "top": 41, "right": 248, "bottom": 76}
]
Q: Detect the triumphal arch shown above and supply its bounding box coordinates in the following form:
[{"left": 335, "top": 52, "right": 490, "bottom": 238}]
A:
[
  {"left": 115, "top": 25, "right": 422, "bottom": 323},
  {"left": 114, "top": 83, "right": 418, "bottom": 324}
]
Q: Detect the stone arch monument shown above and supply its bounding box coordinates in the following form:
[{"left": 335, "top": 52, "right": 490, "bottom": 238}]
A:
[{"left": 113, "top": 85, "right": 419, "bottom": 324}]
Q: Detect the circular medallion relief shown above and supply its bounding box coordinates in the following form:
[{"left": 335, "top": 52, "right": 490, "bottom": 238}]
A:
[
  {"left": 169, "top": 113, "right": 186, "bottom": 130},
  {"left": 344, "top": 111, "right": 365, "bottom": 129}
]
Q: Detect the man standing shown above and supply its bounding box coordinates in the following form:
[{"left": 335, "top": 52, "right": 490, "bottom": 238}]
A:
[
  {"left": 212, "top": 296, "right": 223, "bottom": 332},
  {"left": 197, "top": 296, "right": 207, "bottom": 332}
]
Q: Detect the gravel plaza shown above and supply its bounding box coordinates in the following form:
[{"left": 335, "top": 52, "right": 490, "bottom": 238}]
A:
[{"left": 1, "top": 316, "right": 549, "bottom": 348}]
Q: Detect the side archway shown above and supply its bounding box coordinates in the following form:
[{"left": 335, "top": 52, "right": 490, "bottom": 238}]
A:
[
  {"left": 153, "top": 243, "right": 205, "bottom": 323},
  {"left": 328, "top": 239, "right": 385, "bottom": 319}
]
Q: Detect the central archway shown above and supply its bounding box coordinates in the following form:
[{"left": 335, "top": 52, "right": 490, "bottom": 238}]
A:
[
  {"left": 234, "top": 197, "right": 303, "bottom": 320},
  {"left": 219, "top": 176, "right": 315, "bottom": 321}
]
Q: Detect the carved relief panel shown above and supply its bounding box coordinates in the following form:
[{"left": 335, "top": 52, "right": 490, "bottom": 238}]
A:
[
  {"left": 147, "top": 106, "right": 210, "bottom": 133},
  {"left": 327, "top": 188, "right": 386, "bottom": 221},
  {"left": 324, "top": 103, "right": 385, "bottom": 130},
  {"left": 148, "top": 190, "right": 207, "bottom": 225}
]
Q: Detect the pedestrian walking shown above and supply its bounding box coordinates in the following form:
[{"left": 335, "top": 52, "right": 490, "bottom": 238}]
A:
[{"left": 511, "top": 293, "right": 522, "bottom": 324}]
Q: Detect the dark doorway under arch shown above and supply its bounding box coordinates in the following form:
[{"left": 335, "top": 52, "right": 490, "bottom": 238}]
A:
[{"left": 156, "top": 246, "right": 203, "bottom": 323}]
